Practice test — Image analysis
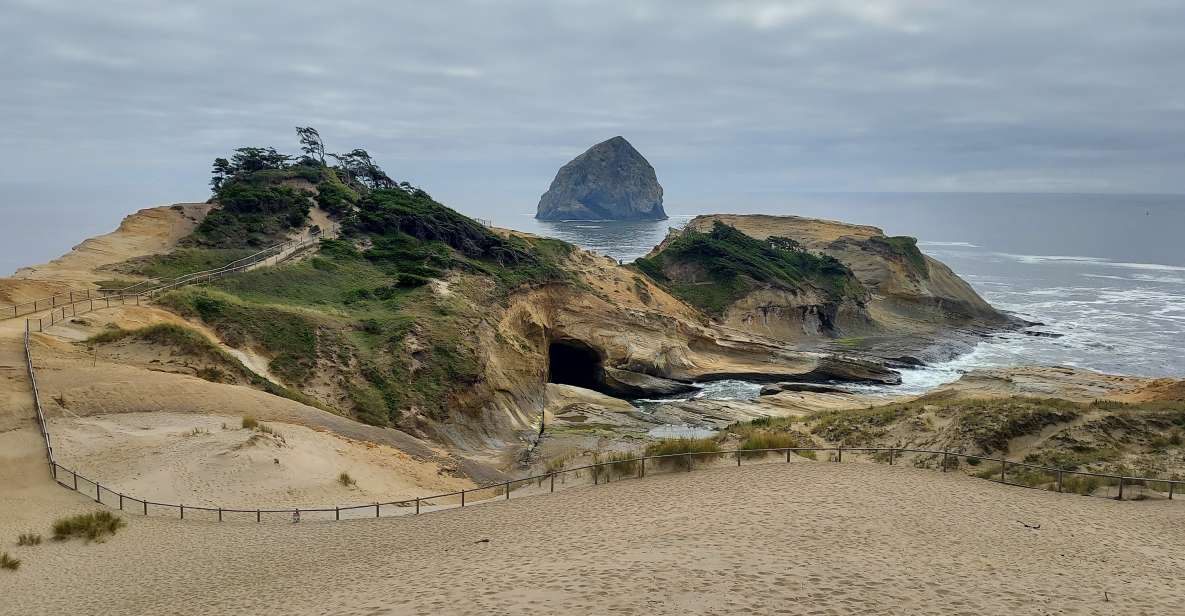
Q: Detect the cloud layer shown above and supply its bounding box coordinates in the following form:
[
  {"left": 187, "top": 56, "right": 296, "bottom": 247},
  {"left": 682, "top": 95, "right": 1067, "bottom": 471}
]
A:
[{"left": 2, "top": 0, "right": 1183, "bottom": 224}]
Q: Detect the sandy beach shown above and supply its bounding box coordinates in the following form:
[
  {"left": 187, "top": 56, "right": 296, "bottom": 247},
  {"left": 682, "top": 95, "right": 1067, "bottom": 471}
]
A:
[{"left": 2, "top": 458, "right": 1182, "bottom": 615}]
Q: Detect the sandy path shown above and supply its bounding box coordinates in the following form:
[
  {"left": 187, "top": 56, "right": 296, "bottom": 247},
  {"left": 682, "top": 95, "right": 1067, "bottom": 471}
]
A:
[{"left": 2, "top": 460, "right": 1182, "bottom": 615}]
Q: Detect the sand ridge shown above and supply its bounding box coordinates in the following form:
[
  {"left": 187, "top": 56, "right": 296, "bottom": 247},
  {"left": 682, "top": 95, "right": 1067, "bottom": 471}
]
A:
[{"left": 2, "top": 460, "right": 1182, "bottom": 615}]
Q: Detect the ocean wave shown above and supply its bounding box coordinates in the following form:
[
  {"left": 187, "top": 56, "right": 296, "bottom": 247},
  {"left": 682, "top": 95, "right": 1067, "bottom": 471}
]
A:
[
  {"left": 1000, "top": 252, "right": 1185, "bottom": 272},
  {"left": 918, "top": 241, "right": 980, "bottom": 248},
  {"left": 1082, "top": 272, "right": 1185, "bottom": 285}
]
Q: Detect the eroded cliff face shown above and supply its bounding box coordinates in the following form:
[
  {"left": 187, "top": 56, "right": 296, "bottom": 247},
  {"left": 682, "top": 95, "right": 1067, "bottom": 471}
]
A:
[
  {"left": 651, "top": 214, "right": 1017, "bottom": 357},
  {"left": 425, "top": 237, "right": 899, "bottom": 450}
]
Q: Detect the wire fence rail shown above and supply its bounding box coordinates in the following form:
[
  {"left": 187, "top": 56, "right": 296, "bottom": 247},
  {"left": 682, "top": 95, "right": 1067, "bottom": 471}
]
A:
[
  {"left": 14, "top": 229, "right": 1184, "bottom": 524},
  {"left": 2, "top": 289, "right": 100, "bottom": 320},
  {"left": 3, "top": 229, "right": 322, "bottom": 322},
  {"left": 36, "top": 442, "right": 1185, "bottom": 524}
]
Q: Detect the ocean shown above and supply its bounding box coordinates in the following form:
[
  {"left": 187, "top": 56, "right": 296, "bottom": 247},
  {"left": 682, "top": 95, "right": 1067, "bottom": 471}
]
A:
[{"left": 474, "top": 192, "right": 1185, "bottom": 392}]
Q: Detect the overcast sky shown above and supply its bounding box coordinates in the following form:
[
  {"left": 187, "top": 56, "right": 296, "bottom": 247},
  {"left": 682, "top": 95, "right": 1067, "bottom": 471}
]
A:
[{"left": 2, "top": 0, "right": 1184, "bottom": 270}]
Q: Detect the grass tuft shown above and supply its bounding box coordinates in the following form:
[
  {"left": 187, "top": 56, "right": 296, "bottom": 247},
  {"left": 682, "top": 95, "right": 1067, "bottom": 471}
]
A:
[
  {"left": 51, "top": 512, "right": 126, "bottom": 543},
  {"left": 16, "top": 533, "right": 41, "bottom": 546},
  {"left": 241, "top": 416, "right": 259, "bottom": 430},
  {"left": 0, "top": 552, "right": 19, "bottom": 571},
  {"left": 338, "top": 472, "right": 357, "bottom": 487},
  {"left": 739, "top": 431, "right": 816, "bottom": 460},
  {"left": 644, "top": 438, "right": 722, "bottom": 471},
  {"left": 592, "top": 451, "right": 640, "bottom": 479}
]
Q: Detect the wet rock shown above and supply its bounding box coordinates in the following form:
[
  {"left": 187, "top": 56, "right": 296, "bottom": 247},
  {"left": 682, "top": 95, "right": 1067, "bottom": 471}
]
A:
[
  {"left": 600, "top": 367, "right": 697, "bottom": 398},
  {"left": 759, "top": 382, "right": 847, "bottom": 396}
]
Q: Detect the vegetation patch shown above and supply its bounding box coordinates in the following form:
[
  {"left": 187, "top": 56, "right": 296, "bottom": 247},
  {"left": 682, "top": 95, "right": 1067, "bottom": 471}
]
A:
[
  {"left": 739, "top": 431, "right": 816, "bottom": 459},
  {"left": 593, "top": 451, "right": 640, "bottom": 479},
  {"left": 52, "top": 511, "right": 126, "bottom": 543},
  {"left": 633, "top": 221, "right": 863, "bottom": 316},
  {"left": 113, "top": 248, "right": 258, "bottom": 281},
  {"left": 0, "top": 552, "right": 19, "bottom": 571},
  {"left": 947, "top": 398, "right": 1081, "bottom": 454},
  {"left": 16, "top": 533, "right": 42, "bottom": 546},
  {"left": 644, "top": 438, "right": 722, "bottom": 470},
  {"left": 810, "top": 403, "right": 919, "bottom": 446},
  {"left": 85, "top": 323, "right": 315, "bottom": 407},
  {"left": 869, "top": 235, "right": 928, "bottom": 277},
  {"left": 156, "top": 289, "right": 319, "bottom": 384}
]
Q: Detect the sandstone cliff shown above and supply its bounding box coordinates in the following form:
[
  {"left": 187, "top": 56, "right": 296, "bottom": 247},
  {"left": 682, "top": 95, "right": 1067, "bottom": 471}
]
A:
[{"left": 644, "top": 214, "right": 1019, "bottom": 360}]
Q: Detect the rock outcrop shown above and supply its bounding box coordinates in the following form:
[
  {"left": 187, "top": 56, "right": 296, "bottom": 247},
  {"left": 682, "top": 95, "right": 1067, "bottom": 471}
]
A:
[
  {"left": 645, "top": 214, "right": 1022, "bottom": 361},
  {"left": 536, "top": 136, "right": 666, "bottom": 221}
]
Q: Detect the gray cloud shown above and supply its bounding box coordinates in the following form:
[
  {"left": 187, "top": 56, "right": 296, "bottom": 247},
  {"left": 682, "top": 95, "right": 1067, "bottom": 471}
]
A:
[{"left": 1, "top": 0, "right": 1183, "bottom": 240}]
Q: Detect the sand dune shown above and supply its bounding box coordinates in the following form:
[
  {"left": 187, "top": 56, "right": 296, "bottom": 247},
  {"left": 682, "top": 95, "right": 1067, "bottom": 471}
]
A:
[
  {"left": 48, "top": 412, "right": 475, "bottom": 509},
  {"left": 2, "top": 459, "right": 1183, "bottom": 615}
]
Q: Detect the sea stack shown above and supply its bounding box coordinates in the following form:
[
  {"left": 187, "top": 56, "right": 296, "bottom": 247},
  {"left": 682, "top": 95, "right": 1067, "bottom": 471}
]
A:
[{"left": 536, "top": 136, "right": 667, "bottom": 221}]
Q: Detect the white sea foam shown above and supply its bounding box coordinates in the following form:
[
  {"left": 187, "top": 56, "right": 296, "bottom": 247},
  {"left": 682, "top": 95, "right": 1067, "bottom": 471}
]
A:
[
  {"left": 1001, "top": 252, "right": 1185, "bottom": 272},
  {"left": 918, "top": 241, "right": 980, "bottom": 248}
]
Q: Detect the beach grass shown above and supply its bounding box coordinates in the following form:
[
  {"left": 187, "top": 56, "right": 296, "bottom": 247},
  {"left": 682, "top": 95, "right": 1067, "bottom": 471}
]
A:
[
  {"left": 644, "top": 438, "right": 722, "bottom": 471},
  {"left": 16, "top": 532, "right": 42, "bottom": 546},
  {"left": 51, "top": 512, "right": 126, "bottom": 543}
]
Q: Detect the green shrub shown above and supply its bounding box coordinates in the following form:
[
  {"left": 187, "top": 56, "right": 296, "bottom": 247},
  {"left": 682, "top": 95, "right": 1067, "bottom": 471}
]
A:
[
  {"left": 633, "top": 222, "right": 863, "bottom": 316},
  {"left": 189, "top": 181, "right": 312, "bottom": 248},
  {"left": 338, "top": 472, "right": 356, "bottom": 487},
  {"left": 0, "top": 552, "right": 19, "bottom": 571},
  {"left": 51, "top": 512, "right": 126, "bottom": 543},
  {"left": 869, "top": 236, "right": 928, "bottom": 277},
  {"left": 315, "top": 179, "right": 359, "bottom": 218},
  {"left": 16, "top": 533, "right": 41, "bottom": 546}
]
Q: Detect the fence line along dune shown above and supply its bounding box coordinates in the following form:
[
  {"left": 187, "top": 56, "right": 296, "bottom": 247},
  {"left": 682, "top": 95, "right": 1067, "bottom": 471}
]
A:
[{"left": 3, "top": 461, "right": 1183, "bottom": 616}]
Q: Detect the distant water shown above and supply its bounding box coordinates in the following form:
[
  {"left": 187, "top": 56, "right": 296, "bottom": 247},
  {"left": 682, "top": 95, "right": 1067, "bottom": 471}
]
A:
[{"left": 475, "top": 193, "right": 1185, "bottom": 385}]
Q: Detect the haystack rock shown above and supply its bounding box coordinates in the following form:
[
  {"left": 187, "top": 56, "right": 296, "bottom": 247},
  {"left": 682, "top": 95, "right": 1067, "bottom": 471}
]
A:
[{"left": 536, "top": 136, "right": 667, "bottom": 221}]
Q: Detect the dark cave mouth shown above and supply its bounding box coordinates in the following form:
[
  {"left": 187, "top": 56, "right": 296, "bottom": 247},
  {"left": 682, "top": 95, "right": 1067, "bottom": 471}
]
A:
[{"left": 547, "top": 339, "right": 605, "bottom": 392}]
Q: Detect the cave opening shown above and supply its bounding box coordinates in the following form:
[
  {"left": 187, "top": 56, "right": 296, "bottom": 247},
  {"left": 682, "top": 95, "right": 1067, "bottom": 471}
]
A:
[{"left": 547, "top": 339, "right": 605, "bottom": 391}]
